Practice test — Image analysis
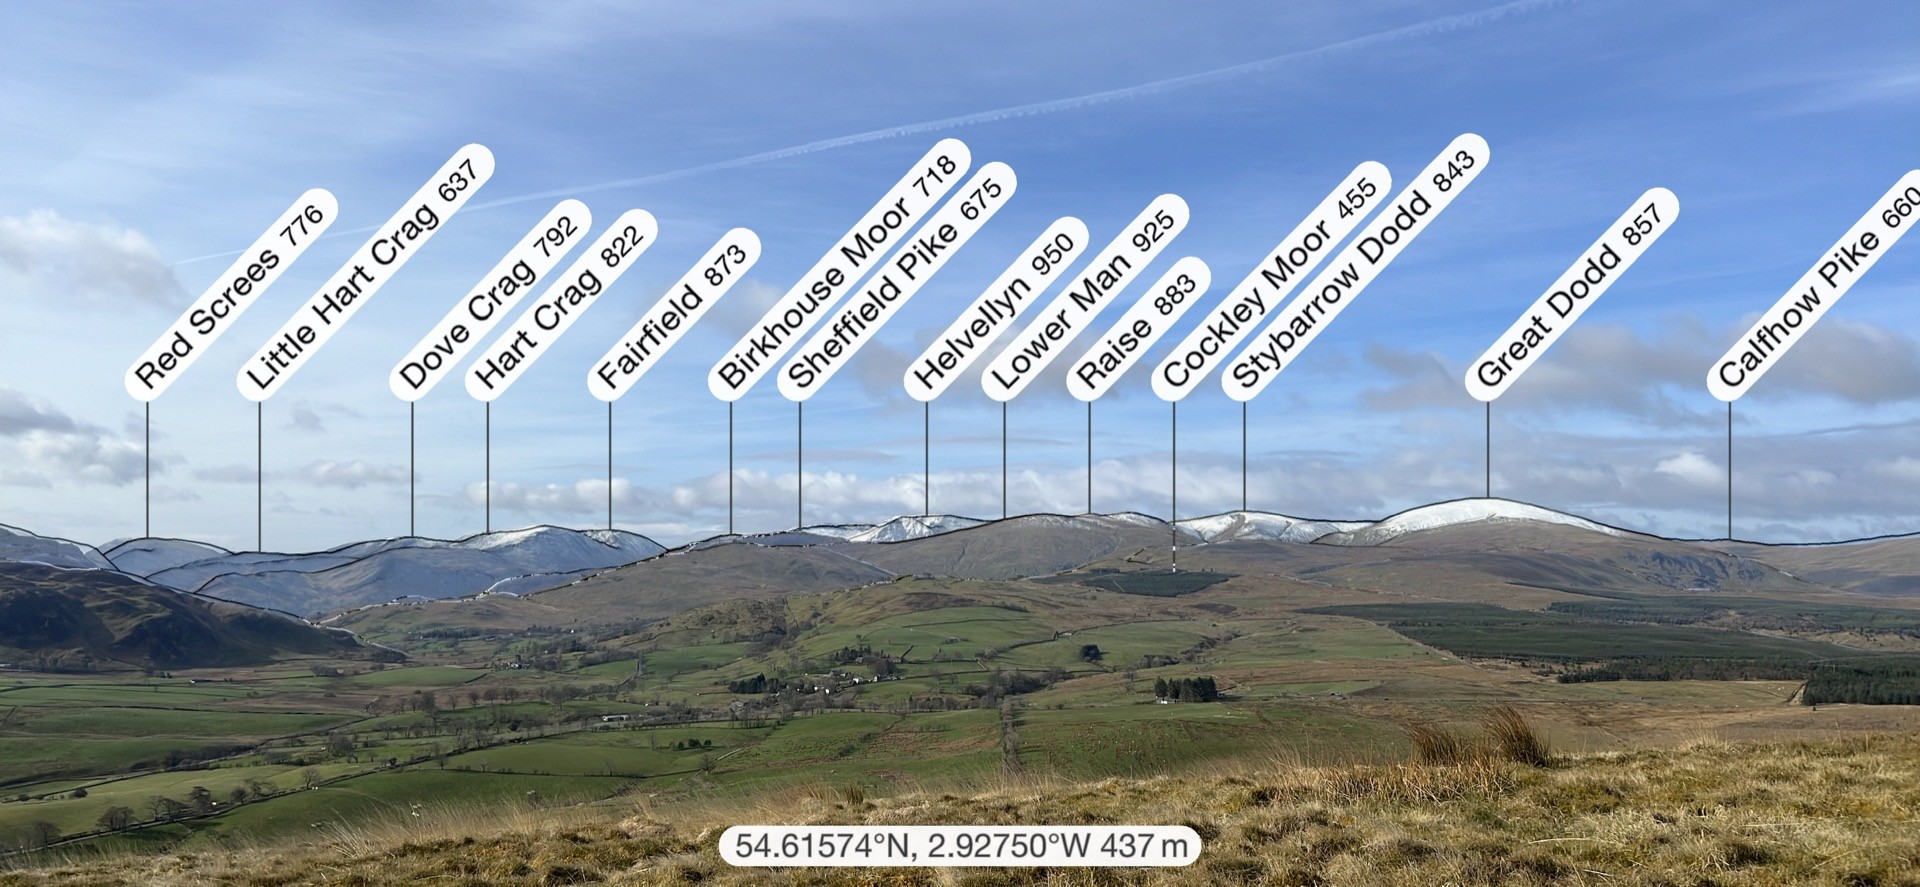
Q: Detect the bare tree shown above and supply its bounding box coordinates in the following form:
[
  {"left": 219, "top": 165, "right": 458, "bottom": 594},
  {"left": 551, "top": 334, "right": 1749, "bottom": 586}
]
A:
[
  {"left": 325, "top": 731, "right": 355, "bottom": 758},
  {"left": 96, "top": 806, "right": 134, "bottom": 831},
  {"left": 148, "top": 796, "right": 188, "bottom": 821}
]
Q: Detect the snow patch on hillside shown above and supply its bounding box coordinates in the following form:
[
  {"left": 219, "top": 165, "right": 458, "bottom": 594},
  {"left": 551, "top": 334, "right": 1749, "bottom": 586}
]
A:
[
  {"left": 848, "top": 515, "right": 986, "bottom": 543},
  {"left": 1178, "top": 512, "right": 1367, "bottom": 544},
  {"left": 796, "top": 524, "right": 874, "bottom": 541}
]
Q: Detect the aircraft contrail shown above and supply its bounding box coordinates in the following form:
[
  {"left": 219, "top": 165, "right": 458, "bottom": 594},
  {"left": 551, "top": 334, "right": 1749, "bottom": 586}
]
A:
[{"left": 172, "top": 0, "right": 1576, "bottom": 267}]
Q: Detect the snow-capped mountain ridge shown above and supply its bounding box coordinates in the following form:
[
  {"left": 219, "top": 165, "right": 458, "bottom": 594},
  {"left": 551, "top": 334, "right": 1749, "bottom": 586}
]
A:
[
  {"left": 1317, "top": 498, "right": 1629, "bottom": 546},
  {"left": 1177, "top": 512, "right": 1369, "bottom": 544},
  {"left": 0, "top": 500, "right": 1676, "bottom": 619},
  {"left": 793, "top": 524, "right": 876, "bottom": 541}
]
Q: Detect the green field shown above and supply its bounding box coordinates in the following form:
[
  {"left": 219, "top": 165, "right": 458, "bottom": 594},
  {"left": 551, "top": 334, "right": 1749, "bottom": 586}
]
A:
[
  {"left": 340, "top": 665, "right": 488, "bottom": 688},
  {"left": 642, "top": 643, "right": 748, "bottom": 677},
  {"left": 7, "top": 707, "right": 352, "bottom": 738},
  {"left": 0, "top": 737, "right": 233, "bottom": 788},
  {"left": 0, "top": 683, "right": 260, "bottom": 705}
]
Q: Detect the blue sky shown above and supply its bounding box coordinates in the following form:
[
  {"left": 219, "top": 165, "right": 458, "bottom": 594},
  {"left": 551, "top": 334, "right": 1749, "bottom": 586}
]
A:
[{"left": 1, "top": 0, "right": 1916, "bottom": 550}]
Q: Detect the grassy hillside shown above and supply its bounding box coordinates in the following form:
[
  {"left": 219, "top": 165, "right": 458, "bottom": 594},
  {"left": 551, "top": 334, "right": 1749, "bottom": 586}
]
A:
[
  {"left": 0, "top": 563, "right": 369, "bottom": 672},
  {"left": 8, "top": 731, "right": 1918, "bottom": 885},
  {"left": 9, "top": 566, "right": 1920, "bottom": 862}
]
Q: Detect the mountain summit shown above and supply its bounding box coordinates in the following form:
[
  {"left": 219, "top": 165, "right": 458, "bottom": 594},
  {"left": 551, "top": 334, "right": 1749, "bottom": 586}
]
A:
[{"left": 1315, "top": 498, "right": 1630, "bottom": 546}]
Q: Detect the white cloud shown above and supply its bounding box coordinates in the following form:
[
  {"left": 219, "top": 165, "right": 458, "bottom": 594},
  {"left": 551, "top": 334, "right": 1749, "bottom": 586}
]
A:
[
  {"left": 672, "top": 468, "right": 930, "bottom": 522},
  {"left": 466, "top": 477, "right": 656, "bottom": 515},
  {"left": 1363, "top": 316, "right": 1920, "bottom": 427},
  {"left": 0, "top": 386, "right": 144, "bottom": 486},
  {"left": 0, "top": 387, "right": 79, "bottom": 435},
  {"left": 289, "top": 407, "right": 326, "bottom": 433},
  {"left": 0, "top": 210, "right": 185, "bottom": 307},
  {"left": 6, "top": 428, "right": 144, "bottom": 486},
  {"left": 1764, "top": 318, "right": 1920, "bottom": 405},
  {"left": 1878, "top": 456, "right": 1920, "bottom": 483},
  {"left": 1653, "top": 452, "right": 1722, "bottom": 487},
  {"left": 1361, "top": 320, "right": 1721, "bottom": 427}
]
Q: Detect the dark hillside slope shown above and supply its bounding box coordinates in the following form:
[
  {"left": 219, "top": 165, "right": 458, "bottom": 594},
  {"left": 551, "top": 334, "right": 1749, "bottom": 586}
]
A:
[{"left": 0, "top": 563, "right": 368, "bottom": 671}]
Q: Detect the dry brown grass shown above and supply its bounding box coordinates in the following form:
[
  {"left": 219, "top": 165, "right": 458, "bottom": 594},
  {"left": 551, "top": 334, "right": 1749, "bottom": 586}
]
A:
[
  {"left": 8, "top": 732, "right": 1920, "bottom": 885},
  {"left": 1408, "top": 704, "right": 1551, "bottom": 768},
  {"left": 1482, "top": 704, "right": 1551, "bottom": 767}
]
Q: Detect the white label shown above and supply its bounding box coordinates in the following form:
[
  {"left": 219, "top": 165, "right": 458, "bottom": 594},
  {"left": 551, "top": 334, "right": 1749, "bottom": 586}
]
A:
[
  {"left": 1224, "top": 134, "right": 1490, "bottom": 402},
  {"left": 390, "top": 200, "right": 590, "bottom": 401},
  {"left": 905, "top": 217, "right": 1088, "bottom": 402},
  {"left": 238, "top": 144, "right": 494, "bottom": 400},
  {"left": 1468, "top": 187, "right": 1678, "bottom": 402},
  {"left": 721, "top": 825, "right": 1201, "bottom": 867},
  {"left": 1707, "top": 169, "right": 1920, "bottom": 402},
  {"left": 589, "top": 227, "right": 760, "bottom": 401},
  {"left": 126, "top": 189, "right": 337, "bottom": 401},
  {"left": 1152, "top": 162, "right": 1389, "bottom": 401},
  {"left": 709, "top": 138, "right": 971, "bottom": 401},
  {"left": 982, "top": 194, "right": 1189, "bottom": 402},
  {"left": 465, "top": 209, "right": 656, "bottom": 401},
  {"left": 779, "top": 162, "right": 1016, "bottom": 401},
  {"left": 1069, "top": 256, "right": 1210, "bottom": 401}
]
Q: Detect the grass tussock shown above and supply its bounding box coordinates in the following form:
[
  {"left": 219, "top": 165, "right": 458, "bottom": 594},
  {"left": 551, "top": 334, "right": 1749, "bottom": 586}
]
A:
[
  {"left": 6, "top": 729, "right": 1920, "bottom": 885},
  {"left": 1409, "top": 704, "right": 1551, "bottom": 768}
]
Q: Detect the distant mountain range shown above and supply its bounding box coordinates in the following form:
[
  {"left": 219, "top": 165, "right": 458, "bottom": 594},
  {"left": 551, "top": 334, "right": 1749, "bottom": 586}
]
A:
[
  {"left": 102, "top": 526, "right": 665, "bottom": 616},
  {"left": 0, "top": 521, "right": 667, "bottom": 670},
  {"left": 6, "top": 499, "right": 1920, "bottom": 667},
  {"left": 320, "top": 498, "right": 1920, "bottom": 646}
]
